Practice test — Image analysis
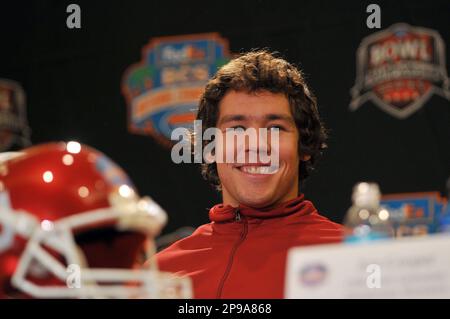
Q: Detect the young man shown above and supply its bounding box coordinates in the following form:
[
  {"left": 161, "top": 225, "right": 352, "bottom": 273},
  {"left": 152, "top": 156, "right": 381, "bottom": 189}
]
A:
[{"left": 153, "top": 51, "right": 343, "bottom": 298}]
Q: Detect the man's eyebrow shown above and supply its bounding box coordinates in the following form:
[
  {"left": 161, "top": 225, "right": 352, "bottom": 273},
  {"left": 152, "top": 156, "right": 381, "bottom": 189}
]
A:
[
  {"left": 218, "top": 113, "right": 294, "bottom": 125},
  {"left": 218, "top": 114, "right": 246, "bottom": 125},
  {"left": 264, "top": 113, "right": 294, "bottom": 122}
]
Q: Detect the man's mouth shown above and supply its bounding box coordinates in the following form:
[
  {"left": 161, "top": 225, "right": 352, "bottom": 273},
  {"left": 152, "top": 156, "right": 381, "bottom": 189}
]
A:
[{"left": 234, "top": 164, "right": 278, "bottom": 175}]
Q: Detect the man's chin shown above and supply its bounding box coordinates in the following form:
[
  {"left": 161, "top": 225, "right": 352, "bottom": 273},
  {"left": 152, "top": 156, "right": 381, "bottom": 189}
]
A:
[{"left": 237, "top": 193, "right": 279, "bottom": 209}]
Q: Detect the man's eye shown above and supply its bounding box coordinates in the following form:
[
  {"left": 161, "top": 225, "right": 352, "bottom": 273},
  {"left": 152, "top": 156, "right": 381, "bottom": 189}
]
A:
[
  {"left": 230, "top": 125, "right": 246, "bottom": 131},
  {"left": 268, "top": 125, "right": 283, "bottom": 131}
]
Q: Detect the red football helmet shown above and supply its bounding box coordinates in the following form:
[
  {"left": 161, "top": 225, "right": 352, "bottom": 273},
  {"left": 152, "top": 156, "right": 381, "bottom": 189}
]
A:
[{"left": 0, "top": 141, "right": 191, "bottom": 298}]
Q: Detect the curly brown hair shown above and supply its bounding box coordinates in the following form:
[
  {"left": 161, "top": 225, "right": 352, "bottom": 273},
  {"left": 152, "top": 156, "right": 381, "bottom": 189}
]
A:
[{"left": 196, "top": 50, "right": 328, "bottom": 190}]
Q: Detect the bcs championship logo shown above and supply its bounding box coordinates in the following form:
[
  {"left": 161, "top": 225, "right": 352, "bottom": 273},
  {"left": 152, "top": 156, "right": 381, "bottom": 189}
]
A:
[
  {"left": 350, "top": 23, "right": 450, "bottom": 119},
  {"left": 121, "top": 33, "right": 230, "bottom": 147}
]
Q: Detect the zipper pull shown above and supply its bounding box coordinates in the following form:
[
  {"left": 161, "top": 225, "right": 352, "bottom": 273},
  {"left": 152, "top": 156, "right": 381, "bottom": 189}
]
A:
[{"left": 235, "top": 209, "right": 241, "bottom": 222}]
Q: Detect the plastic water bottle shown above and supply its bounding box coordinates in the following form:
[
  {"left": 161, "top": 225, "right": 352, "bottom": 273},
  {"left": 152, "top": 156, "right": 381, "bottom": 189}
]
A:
[
  {"left": 344, "top": 182, "right": 394, "bottom": 243},
  {"left": 438, "top": 207, "right": 450, "bottom": 233},
  {"left": 437, "top": 176, "right": 450, "bottom": 233}
]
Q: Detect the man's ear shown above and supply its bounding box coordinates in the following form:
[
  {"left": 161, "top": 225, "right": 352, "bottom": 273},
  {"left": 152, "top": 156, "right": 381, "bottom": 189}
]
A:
[{"left": 300, "top": 154, "right": 311, "bottom": 161}]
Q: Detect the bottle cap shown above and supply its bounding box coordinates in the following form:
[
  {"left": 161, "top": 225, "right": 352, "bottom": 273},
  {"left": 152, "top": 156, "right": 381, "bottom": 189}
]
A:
[{"left": 352, "top": 182, "right": 381, "bottom": 208}]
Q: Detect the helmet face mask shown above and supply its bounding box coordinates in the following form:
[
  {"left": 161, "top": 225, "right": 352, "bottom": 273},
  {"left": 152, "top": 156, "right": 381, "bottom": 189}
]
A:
[{"left": 0, "top": 142, "right": 192, "bottom": 299}]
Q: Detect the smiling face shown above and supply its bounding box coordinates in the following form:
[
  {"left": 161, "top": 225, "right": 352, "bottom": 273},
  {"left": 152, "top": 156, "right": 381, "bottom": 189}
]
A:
[{"left": 216, "top": 90, "right": 309, "bottom": 209}]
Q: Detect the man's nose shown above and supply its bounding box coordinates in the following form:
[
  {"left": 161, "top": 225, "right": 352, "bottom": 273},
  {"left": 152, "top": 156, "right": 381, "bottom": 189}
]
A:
[{"left": 245, "top": 128, "right": 271, "bottom": 157}]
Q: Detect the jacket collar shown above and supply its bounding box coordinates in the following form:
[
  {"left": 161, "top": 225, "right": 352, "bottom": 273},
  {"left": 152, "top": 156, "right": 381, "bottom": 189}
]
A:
[{"left": 209, "top": 194, "right": 306, "bottom": 223}]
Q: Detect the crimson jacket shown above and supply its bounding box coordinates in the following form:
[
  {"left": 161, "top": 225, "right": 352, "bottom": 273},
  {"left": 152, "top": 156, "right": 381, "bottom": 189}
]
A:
[{"left": 155, "top": 194, "right": 343, "bottom": 298}]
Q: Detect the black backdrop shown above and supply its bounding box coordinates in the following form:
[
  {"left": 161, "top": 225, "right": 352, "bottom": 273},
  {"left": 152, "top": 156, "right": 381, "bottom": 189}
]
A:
[{"left": 1, "top": 0, "right": 449, "bottom": 234}]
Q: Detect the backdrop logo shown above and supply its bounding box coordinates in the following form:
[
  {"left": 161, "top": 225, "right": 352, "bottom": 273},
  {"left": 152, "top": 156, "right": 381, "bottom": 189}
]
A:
[
  {"left": 350, "top": 23, "right": 450, "bottom": 119},
  {"left": 299, "top": 263, "right": 327, "bottom": 287},
  {"left": 0, "top": 79, "right": 31, "bottom": 151},
  {"left": 121, "top": 33, "right": 230, "bottom": 146}
]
